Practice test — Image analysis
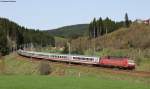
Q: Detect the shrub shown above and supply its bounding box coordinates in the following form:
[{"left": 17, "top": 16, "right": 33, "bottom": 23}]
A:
[{"left": 39, "top": 61, "right": 52, "bottom": 75}]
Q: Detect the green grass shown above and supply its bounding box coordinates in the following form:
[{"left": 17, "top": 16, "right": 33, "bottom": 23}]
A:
[
  {"left": 0, "top": 75, "right": 149, "bottom": 89},
  {"left": 136, "top": 58, "right": 150, "bottom": 71},
  {"left": 0, "top": 53, "right": 40, "bottom": 75}
]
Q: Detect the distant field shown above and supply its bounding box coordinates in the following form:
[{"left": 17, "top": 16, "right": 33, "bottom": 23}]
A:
[{"left": 0, "top": 76, "right": 150, "bottom": 89}]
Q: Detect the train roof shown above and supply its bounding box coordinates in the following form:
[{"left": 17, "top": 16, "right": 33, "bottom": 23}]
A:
[{"left": 20, "top": 50, "right": 99, "bottom": 58}]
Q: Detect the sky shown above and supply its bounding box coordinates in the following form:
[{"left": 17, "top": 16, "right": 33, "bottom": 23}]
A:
[{"left": 0, "top": 0, "right": 150, "bottom": 30}]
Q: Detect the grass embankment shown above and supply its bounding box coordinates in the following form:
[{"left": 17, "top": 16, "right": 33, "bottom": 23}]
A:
[
  {"left": 0, "top": 53, "right": 150, "bottom": 89},
  {"left": 0, "top": 53, "right": 40, "bottom": 75}
]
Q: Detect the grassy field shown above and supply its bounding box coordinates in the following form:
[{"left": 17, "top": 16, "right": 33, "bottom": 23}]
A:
[
  {"left": 0, "top": 53, "right": 150, "bottom": 89},
  {"left": 0, "top": 75, "right": 150, "bottom": 89}
]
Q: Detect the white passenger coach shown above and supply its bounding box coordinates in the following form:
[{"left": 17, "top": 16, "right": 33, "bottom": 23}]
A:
[{"left": 18, "top": 50, "right": 100, "bottom": 65}]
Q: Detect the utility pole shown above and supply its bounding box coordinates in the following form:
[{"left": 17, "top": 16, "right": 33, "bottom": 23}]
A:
[
  {"left": 67, "top": 42, "right": 71, "bottom": 66},
  {"left": 93, "top": 26, "right": 96, "bottom": 56},
  {"left": 67, "top": 42, "right": 71, "bottom": 57},
  {"left": 106, "top": 27, "right": 108, "bottom": 35},
  {"left": 40, "top": 38, "right": 42, "bottom": 51},
  {"left": 31, "top": 43, "right": 33, "bottom": 51},
  {"left": 30, "top": 43, "right": 33, "bottom": 62}
]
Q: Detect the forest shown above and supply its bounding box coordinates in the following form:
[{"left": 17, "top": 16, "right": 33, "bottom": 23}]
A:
[
  {"left": 0, "top": 18, "right": 55, "bottom": 56},
  {"left": 89, "top": 13, "right": 130, "bottom": 38}
]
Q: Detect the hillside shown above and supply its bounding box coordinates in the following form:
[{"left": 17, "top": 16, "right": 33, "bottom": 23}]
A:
[
  {"left": 0, "top": 18, "right": 54, "bottom": 56},
  {"left": 47, "top": 24, "right": 89, "bottom": 38},
  {"left": 71, "top": 24, "right": 150, "bottom": 51},
  {"left": 47, "top": 18, "right": 125, "bottom": 38},
  {"left": 70, "top": 24, "right": 150, "bottom": 66},
  {"left": 96, "top": 23, "right": 150, "bottom": 49}
]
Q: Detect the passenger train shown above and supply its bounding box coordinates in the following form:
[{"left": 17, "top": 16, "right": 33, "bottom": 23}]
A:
[{"left": 17, "top": 50, "right": 135, "bottom": 69}]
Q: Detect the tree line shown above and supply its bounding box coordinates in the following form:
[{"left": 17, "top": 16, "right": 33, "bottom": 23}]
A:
[
  {"left": 0, "top": 18, "right": 55, "bottom": 56},
  {"left": 89, "top": 13, "right": 131, "bottom": 38}
]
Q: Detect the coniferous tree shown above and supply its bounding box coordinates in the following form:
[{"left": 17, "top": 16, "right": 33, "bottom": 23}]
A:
[
  {"left": 93, "top": 18, "right": 97, "bottom": 38},
  {"left": 125, "top": 13, "right": 130, "bottom": 27},
  {"left": 88, "top": 22, "right": 93, "bottom": 38},
  {"left": 88, "top": 17, "right": 125, "bottom": 38},
  {"left": 96, "top": 19, "right": 100, "bottom": 36},
  {"left": 104, "top": 17, "right": 110, "bottom": 34},
  {"left": 98, "top": 17, "right": 104, "bottom": 36},
  {"left": 0, "top": 29, "right": 9, "bottom": 55},
  {"left": 62, "top": 43, "right": 69, "bottom": 54}
]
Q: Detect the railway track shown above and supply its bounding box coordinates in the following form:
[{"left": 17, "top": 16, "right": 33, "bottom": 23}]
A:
[
  {"left": 129, "top": 71, "right": 150, "bottom": 77},
  {"left": 97, "top": 67, "right": 150, "bottom": 77}
]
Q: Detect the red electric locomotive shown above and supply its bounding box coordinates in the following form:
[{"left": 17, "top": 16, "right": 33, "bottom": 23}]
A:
[{"left": 99, "top": 56, "right": 135, "bottom": 69}]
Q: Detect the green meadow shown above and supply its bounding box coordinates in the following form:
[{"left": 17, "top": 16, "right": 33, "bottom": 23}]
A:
[{"left": 0, "top": 76, "right": 150, "bottom": 89}]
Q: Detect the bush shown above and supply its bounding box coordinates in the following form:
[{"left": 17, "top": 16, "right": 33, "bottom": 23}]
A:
[
  {"left": 62, "top": 43, "right": 69, "bottom": 54},
  {"left": 136, "top": 57, "right": 142, "bottom": 66},
  {"left": 39, "top": 61, "right": 52, "bottom": 75}
]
